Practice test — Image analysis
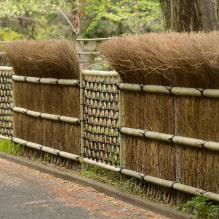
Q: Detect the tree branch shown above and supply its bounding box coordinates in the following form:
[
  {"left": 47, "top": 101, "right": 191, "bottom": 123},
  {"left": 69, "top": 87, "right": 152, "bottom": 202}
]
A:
[{"left": 59, "top": 9, "right": 79, "bottom": 35}]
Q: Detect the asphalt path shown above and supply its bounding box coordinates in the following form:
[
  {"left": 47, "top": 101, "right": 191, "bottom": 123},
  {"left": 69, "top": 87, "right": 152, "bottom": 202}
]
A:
[{"left": 0, "top": 158, "right": 170, "bottom": 219}]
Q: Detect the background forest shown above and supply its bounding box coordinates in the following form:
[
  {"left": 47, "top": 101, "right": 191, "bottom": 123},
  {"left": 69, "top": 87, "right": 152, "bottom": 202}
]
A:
[
  {"left": 0, "top": 0, "right": 162, "bottom": 40},
  {"left": 1, "top": 1, "right": 219, "bottom": 40}
]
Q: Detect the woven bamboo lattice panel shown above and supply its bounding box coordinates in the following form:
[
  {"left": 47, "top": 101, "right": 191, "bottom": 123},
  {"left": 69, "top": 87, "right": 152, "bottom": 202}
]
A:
[
  {"left": 82, "top": 72, "right": 120, "bottom": 166},
  {"left": 0, "top": 67, "right": 13, "bottom": 138}
]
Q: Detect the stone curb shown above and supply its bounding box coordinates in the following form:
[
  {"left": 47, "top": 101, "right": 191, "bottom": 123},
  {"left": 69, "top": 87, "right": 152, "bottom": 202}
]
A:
[{"left": 0, "top": 152, "right": 195, "bottom": 219}]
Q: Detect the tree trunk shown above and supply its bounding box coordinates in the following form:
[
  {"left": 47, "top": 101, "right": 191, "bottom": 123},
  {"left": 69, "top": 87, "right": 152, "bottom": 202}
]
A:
[
  {"left": 160, "top": 0, "right": 218, "bottom": 32},
  {"left": 198, "top": 0, "right": 217, "bottom": 31}
]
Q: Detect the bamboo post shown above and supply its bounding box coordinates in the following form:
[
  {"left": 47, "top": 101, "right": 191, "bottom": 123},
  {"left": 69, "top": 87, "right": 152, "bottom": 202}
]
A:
[
  {"left": 174, "top": 95, "right": 181, "bottom": 205},
  {"left": 79, "top": 41, "right": 85, "bottom": 70},
  {"left": 10, "top": 69, "right": 15, "bottom": 139},
  {"left": 119, "top": 88, "right": 126, "bottom": 181},
  {"left": 119, "top": 90, "right": 125, "bottom": 168},
  {"left": 80, "top": 71, "right": 86, "bottom": 169}
]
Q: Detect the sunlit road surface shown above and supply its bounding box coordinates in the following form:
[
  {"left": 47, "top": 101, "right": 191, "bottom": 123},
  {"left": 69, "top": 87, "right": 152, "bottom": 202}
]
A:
[{"left": 0, "top": 158, "right": 170, "bottom": 219}]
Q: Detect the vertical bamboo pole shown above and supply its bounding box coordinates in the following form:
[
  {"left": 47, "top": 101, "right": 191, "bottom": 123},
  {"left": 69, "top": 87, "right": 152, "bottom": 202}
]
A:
[
  {"left": 80, "top": 70, "right": 86, "bottom": 169},
  {"left": 119, "top": 88, "right": 126, "bottom": 170},
  {"left": 79, "top": 41, "right": 85, "bottom": 70},
  {"left": 11, "top": 74, "right": 16, "bottom": 139},
  {"left": 174, "top": 95, "right": 181, "bottom": 205}
]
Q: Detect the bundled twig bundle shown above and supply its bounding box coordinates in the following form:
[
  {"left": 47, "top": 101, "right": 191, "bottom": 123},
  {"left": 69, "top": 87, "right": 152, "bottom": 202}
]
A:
[
  {"left": 99, "top": 32, "right": 219, "bottom": 88},
  {"left": 5, "top": 39, "right": 80, "bottom": 79}
]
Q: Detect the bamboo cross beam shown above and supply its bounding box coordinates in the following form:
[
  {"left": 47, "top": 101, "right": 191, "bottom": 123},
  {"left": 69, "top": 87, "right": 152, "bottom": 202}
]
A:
[
  {"left": 12, "top": 138, "right": 79, "bottom": 161},
  {"left": 82, "top": 70, "right": 118, "bottom": 76},
  {"left": 118, "top": 83, "right": 219, "bottom": 98},
  {"left": 13, "top": 107, "right": 80, "bottom": 124},
  {"left": 0, "top": 135, "right": 11, "bottom": 140},
  {"left": 120, "top": 127, "right": 219, "bottom": 151},
  {"left": 0, "top": 66, "right": 13, "bottom": 71},
  {"left": 76, "top": 37, "right": 115, "bottom": 41},
  {"left": 82, "top": 158, "right": 120, "bottom": 172},
  {"left": 12, "top": 75, "right": 79, "bottom": 86},
  {"left": 77, "top": 52, "right": 100, "bottom": 55}
]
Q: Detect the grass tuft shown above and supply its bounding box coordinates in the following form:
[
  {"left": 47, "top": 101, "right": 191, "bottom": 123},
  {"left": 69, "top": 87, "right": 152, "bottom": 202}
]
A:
[{"left": 0, "top": 140, "right": 24, "bottom": 155}]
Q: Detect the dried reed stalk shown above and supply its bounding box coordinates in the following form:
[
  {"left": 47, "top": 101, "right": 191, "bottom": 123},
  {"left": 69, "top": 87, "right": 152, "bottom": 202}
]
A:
[
  {"left": 123, "top": 91, "right": 174, "bottom": 133},
  {"left": 178, "top": 147, "right": 219, "bottom": 193},
  {"left": 176, "top": 96, "right": 219, "bottom": 193},
  {"left": 13, "top": 81, "right": 43, "bottom": 112},
  {"left": 176, "top": 97, "right": 219, "bottom": 141},
  {"left": 124, "top": 136, "right": 176, "bottom": 181},
  {"left": 99, "top": 32, "right": 219, "bottom": 88},
  {"left": 13, "top": 81, "right": 80, "bottom": 117},
  {"left": 6, "top": 39, "right": 79, "bottom": 79},
  {"left": 14, "top": 113, "right": 80, "bottom": 155},
  {"left": 22, "top": 147, "right": 80, "bottom": 169}
]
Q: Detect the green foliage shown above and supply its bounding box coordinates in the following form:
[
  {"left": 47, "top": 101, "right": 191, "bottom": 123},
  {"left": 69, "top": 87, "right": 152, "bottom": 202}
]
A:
[
  {"left": 0, "top": 0, "right": 163, "bottom": 40},
  {"left": 0, "top": 0, "right": 73, "bottom": 40},
  {"left": 182, "top": 195, "right": 219, "bottom": 219},
  {"left": 0, "top": 140, "right": 24, "bottom": 155},
  {"left": 0, "top": 27, "right": 24, "bottom": 41},
  {"left": 83, "top": 0, "right": 163, "bottom": 37},
  {"left": 0, "top": 0, "right": 67, "bottom": 17},
  {"left": 37, "top": 153, "right": 51, "bottom": 163}
]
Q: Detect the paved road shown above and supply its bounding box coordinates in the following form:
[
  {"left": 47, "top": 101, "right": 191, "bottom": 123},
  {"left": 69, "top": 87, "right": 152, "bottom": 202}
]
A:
[{"left": 0, "top": 158, "right": 169, "bottom": 219}]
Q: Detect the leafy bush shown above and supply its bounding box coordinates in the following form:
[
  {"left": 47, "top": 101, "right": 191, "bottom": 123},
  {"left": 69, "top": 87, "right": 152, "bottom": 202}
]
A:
[{"left": 182, "top": 195, "right": 219, "bottom": 219}]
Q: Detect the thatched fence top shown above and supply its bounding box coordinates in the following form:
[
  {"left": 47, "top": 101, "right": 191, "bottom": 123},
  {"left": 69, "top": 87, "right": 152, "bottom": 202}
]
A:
[
  {"left": 99, "top": 32, "right": 219, "bottom": 88},
  {"left": 5, "top": 39, "right": 79, "bottom": 79}
]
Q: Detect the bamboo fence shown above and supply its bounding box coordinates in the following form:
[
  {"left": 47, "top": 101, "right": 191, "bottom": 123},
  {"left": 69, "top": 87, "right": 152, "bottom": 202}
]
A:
[
  {"left": 0, "top": 67, "right": 219, "bottom": 204},
  {"left": 81, "top": 70, "right": 120, "bottom": 166},
  {"left": 0, "top": 67, "right": 13, "bottom": 139},
  {"left": 12, "top": 75, "right": 81, "bottom": 156},
  {"left": 118, "top": 83, "right": 219, "bottom": 203}
]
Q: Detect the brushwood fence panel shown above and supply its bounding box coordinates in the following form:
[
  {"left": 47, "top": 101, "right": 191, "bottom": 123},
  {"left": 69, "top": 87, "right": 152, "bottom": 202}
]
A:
[
  {"left": 175, "top": 96, "right": 219, "bottom": 193},
  {"left": 0, "top": 66, "right": 219, "bottom": 204},
  {"left": 12, "top": 76, "right": 81, "bottom": 156},
  {"left": 119, "top": 84, "right": 219, "bottom": 197},
  {"left": 0, "top": 67, "right": 13, "bottom": 139},
  {"left": 81, "top": 71, "right": 120, "bottom": 166}
]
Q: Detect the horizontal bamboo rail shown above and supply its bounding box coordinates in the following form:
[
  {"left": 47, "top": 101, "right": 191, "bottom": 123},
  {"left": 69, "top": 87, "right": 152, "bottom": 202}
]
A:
[
  {"left": 12, "top": 75, "right": 79, "bottom": 86},
  {"left": 120, "top": 127, "right": 219, "bottom": 152},
  {"left": 118, "top": 83, "right": 219, "bottom": 98},
  {"left": 13, "top": 107, "right": 80, "bottom": 124},
  {"left": 78, "top": 52, "right": 100, "bottom": 55},
  {"left": 0, "top": 66, "right": 13, "bottom": 71},
  {"left": 82, "top": 70, "right": 118, "bottom": 76},
  {"left": 76, "top": 37, "right": 114, "bottom": 41},
  {"left": 82, "top": 158, "right": 120, "bottom": 172},
  {"left": 0, "top": 41, "right": 11, "bottom": 44},
  {"left": 12, "top": 137, "right": 79, "bottom": 161},
  {"left": 0, "top": 135, "right": 11, "bottom": 140}
]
